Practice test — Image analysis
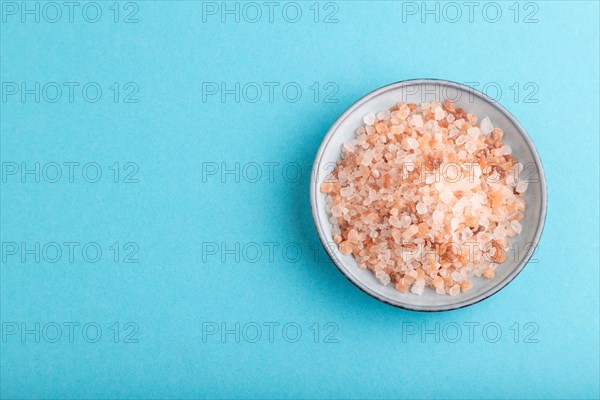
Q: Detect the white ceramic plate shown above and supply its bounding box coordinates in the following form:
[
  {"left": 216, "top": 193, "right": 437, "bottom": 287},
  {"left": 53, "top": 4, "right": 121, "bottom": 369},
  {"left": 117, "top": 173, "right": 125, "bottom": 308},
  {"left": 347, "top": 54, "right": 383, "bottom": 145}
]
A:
[{"left": 310, "top": 79, "right": 547, "bottom": 311}]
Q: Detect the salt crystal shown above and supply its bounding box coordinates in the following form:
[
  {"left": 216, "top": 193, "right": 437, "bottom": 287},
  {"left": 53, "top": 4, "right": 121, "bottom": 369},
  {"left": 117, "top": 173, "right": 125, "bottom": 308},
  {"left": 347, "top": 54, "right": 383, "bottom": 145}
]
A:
[
  {"left": 348, "top": 229, "right": 359, "bottom": 243},
  {"left": 416, "top": 202, "right": 428, "bottom": 215},
  {"left": 480, "top": 117, "right": 493, "bottom": 135},
  {"left": 511, "top": 220, "right": 523, "bottom": 234},
  {"left": 339, "top": 240, "right": 352, "bottom": 255},
  {"left": 407, "top": 137, "right": 419, "bottom": 149},
  {"left": 451, "top": 218, "right": 459, "bottom": 230},
  {"left": 340, "top": 186, "right": 354, "bottom": 198},
  {"left": 331, "top": 205, "right": 342, "bottom": 217},
  {"left": 434, "top": 106, "right": 445, "bottom": 120},
  {"left": 493, "top": 225, "right": 506, "bottom": 240},
  {"left": 363, "top": 112, "right": 376, "bottom": 125},
  {"left": 423, "top": 196, "right": 435, "bottom": 205},
  {"left": 342, "top": 141, "right": 355, "bottom": 155},
  {"left": 461, "top": 227, "right": 473, "bottom": 241},
  {"left": 377, "top": 110, "right": 391, "bottom": 120},
  {"left": 410, "top": 115, "right": 424, "bottom": 128},
  {"left": 460, "top": 280, "right": 473, "bottom": 292},
  {"left": 456, "top": 135, "right": 468, "bottom": 145},
  {"left": 376, "top": 270, "right": 390, "bottom": 285},
  {"left": 389, "top": 215, "right": 402, "bottom": 228},
  {"left": 516, "top": 180, "right": 528, "bottom": 193},
  {"left": 467, "top": 127, "right": 481, "bottom": 138},
  {"left": 449, "top": 285, "right": 460, "bottom": 296},
  {"left": 451, "top": 271, "right": 463, "bottom": 282},
  {"left": 440, "top": 188, "right": 454, "bottom": 204},
  {"left": 404, "top": 225, "right": 418, "bottom": 238},
  {"left": 411, "top": 284, "right": 424, "bottom": 296},
  {"left": 465, "top": 141, "right": 477, "bottom": 154},
  {"left": 332, "top": 224, "right": 341, "bottom": 235},
  {"left": 361, "top": 149, "right": 374, "bottom": 166},
  {"left": 397, "top": 104, "right": 410, "bottom": 119}
]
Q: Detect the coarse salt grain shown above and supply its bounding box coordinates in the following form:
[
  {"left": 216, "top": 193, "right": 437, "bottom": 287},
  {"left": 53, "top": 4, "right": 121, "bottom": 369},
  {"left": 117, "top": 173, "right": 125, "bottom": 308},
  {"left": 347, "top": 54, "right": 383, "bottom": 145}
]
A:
[
  {"left": 389, "top": 215, "right": 402, "bottom": 228},
  {"left": 480, "top": 117, "right": 493, "bottom": 135},
  {"left": 465, "top": 141, "right": 477, "bottom": 154},
  {"left": 511, "top": 220, "right": 523, "bottom": 234},
  {"left": 407, "top": 137, "right": 419, "bottom": 149},
  {"left": 342, "top": 141, "right": 355, "bottom": 155},
  {"left": 516, "top": 180, "right": 528, "bottom": 193},
  {"left": 467, "top": 127, "right": 481, "bottom": 138},
  {"left": 434, "top": 106, "right": 445, "bottom": 120},
  {"left": 410, "top": 115, "right": 424, "bottom": 128},
  {"left": 363, "top": 112, "right": 376, "bottom": 125},
  {"left": 377, "top": 110, "right": 391, "bottom": 120},
  {"left": 501, "top": 145, "right": 512, "bottom": 155}
]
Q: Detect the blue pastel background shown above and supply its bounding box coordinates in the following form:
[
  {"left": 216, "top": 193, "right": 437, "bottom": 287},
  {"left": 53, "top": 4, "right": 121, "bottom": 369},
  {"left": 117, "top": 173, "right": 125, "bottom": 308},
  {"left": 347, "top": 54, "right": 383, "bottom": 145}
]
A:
[{"left": 1, "top": 1, "right": 599, "bottom": 398}]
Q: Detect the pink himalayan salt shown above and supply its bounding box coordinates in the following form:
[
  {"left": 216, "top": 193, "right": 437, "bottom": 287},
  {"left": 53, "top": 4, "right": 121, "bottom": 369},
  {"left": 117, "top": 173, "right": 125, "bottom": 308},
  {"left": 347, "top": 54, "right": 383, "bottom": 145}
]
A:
[{"left": 321, "top": 100, "right": 527, "bottom": 296}]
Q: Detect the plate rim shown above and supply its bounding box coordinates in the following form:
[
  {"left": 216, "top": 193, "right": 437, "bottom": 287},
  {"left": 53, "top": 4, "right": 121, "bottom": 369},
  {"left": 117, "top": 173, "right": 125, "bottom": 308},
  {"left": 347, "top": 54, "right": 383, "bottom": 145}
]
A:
[{"left": 309, "top": 78, "right": 548, "bottom": 312}]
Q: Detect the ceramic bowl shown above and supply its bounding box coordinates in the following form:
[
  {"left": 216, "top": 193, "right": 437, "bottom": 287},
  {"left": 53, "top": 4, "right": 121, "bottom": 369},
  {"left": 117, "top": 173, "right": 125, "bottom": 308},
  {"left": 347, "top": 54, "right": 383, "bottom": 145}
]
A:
[{"left": 310, "top": 79, "right": 547, "bottom": 311}]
